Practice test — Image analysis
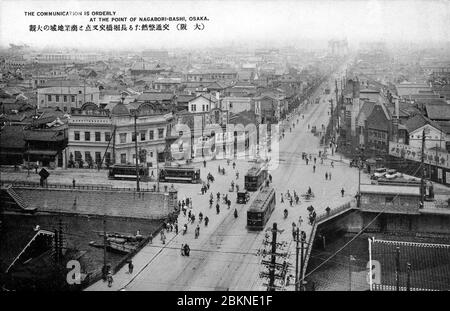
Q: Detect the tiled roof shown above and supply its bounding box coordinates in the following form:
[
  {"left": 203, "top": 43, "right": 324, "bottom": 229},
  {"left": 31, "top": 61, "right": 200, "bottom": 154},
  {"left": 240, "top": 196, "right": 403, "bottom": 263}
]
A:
[
  {"left": 425, "top": 103, "right": 450, "bottom": 120},
  {"left": 136, "top": 92, "right": 175, "bottom": 102},
  {"left": 0, "top": 125, "right": 26, "bottom": 149}
]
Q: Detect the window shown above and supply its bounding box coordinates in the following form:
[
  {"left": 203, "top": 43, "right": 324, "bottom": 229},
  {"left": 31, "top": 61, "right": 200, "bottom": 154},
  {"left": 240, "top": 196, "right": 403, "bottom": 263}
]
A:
[
  {"left": 158, "top": 128, "right": 164, "bottom": 139},
  {"left": 119, "top": 133, "right": 127, "bottom": 143},
  {"left": 385, "top": 196, "right": 394, "bottom": 203},
  {"left": 120, "top": 153, "right": 126, "bottom": 164},
  {"left": 84, "top": 151, "right": 91, "bottom": 162},
  {"left": 71, "top": 96, "right": 75, "bottom": 102},
  {"left": 74, "top": 151, "right": 82, "bottom": 162},
  {"left": 105, "top": 152, "right": 111, "bottom": 165},
  {"left": 95, "top": 132, "right": 101, "bottom": 142},
  {"left": 140, "top": 131, "right": 146, "bottom": 141},
  {"left": 63, "top": 95, "right": 67, "bottom": 102},
  {"left": 84, "top": 132, "right": 91, "bottom": 141},
  {"left": 48, "top": 95, "right": 52, "bottom": 101},
  {"left": 150, "top": 151, "right": 153, "bottom": 158},
  {"left": 55, "top": 95, "right": 60, "bottom": 102},
  {"left": 105, "top": 132, "right": 111, "bottom": 142},
  {"left": 91, "top": 94, "right": 93, "bottom": 101},
  {"left": 202, "top": 104, "right": 205, "bottom": 112},
  {"left": 149, "top": 130, "right": 154, "bottom": 140},
  {"left": 74, "top": 131, "right": 80, "bottom": 141},
  {"left": 132, "top": 132, "right": 136, "bottom": 142},
  {"left": 95, "top": 152, "right": 101, "bottom": 164}
]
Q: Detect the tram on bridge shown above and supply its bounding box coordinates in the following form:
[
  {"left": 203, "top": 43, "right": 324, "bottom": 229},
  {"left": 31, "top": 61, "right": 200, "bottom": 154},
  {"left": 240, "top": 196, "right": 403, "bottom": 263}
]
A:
[{"left": 247, "top": 186, "right": 276, "bottom": 230}]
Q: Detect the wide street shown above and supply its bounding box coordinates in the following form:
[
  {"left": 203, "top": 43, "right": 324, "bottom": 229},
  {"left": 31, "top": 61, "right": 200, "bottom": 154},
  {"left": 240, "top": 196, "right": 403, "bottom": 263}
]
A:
[
  {"left": 84, "top": 65, "right": 369, "bottom": 291},
  {"left": 0, "top": 65, "right": 368, "bottom": 291}
]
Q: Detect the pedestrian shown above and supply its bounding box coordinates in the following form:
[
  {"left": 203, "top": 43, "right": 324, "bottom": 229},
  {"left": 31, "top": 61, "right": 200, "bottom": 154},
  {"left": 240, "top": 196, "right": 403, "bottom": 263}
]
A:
[
  {"left": 227, "top": 199, "right": 231, "bottom": 209},
  {"left": 175, "top": 223, "right": 178, "bottom": 234},
  {"left": 161, "top": 231, "right": 166, "bottom": 244},
  {"left": 204, "top": 216, "right": 209, "bottom": 226},
  {"left": 234, "top": 208, "right": 238, "bottom": 218},
  {"left": 314, "top": 157, "right": 316, "bottom": 164},
  {"left": 329, "top": 172, "right": 332, "bottom": 180},
  {"left": 181, "top": 243, "right": 185, "bottom": 256},
  {"left": 186, "top": 197, "right": 190, "bottom": 207},
  {"left": 72, "top": 178, "right": 76, "bottom": 188},
  {"left": 232, "top": 162, "right": 236, "bottom": 169},
  {"left": 184, "top": 244, "right": 190, "bottom": 256},
  {"left": 331, "top": 161, "right": 334, "bottom": 168},
  {"left": 306, "top": 158, "right": 309, "bottom": 165},
  {"left": 313, "top": 165, "right": 316, "bottom": 173},
  {"left": 107, "top": 272, "right": 113, "bottom": 287},
  {"left": 341, "top": 188, "right": 345, "bottom": 197},
  {"left": 128, "top": 261, "right": 134, "bottom": 274},
  {"left": 218, "top": 165, "right": 221, "bottom": 173},
  {"left": 236, "top": 184, "right": 239, "bottom": 192},
  {"left": 299, "top": 216, "right": 303, "bottom": 227},
  {"left": 195, "top": 225, "right": 200, "bottom": 239},
  {"left": 236, "top": 171, "right": 239, "bottom": 179},
  {"left": 188, "top": 209, "right": 191, "bottom": 219},
  {"left": 216, "top": 203, "right": 220, "bottom": 214},
  {"left": 325, "top": 172, "right": 328, "bottom": 180}
]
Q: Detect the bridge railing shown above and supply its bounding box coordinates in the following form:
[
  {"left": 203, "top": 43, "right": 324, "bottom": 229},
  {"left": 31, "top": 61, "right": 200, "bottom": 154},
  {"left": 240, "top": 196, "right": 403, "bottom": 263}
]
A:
[
  {"left": 0, "top": 180, "right": 157, "bottom": 192},
  {"left": 301, "top": 199, "right": 357, "bottom": 287},
  {"left": 315, "top": 199, "right": 356, "bottom": 224}
]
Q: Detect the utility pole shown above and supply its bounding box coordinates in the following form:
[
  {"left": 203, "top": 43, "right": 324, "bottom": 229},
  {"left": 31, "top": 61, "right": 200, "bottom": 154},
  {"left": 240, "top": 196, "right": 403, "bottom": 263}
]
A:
[
  {"left": 330, "top": 98, "right": 334, "bottom": 139},
  {"left": 295, "top": 228, "right": 300, "bottom": 291},
  {"left": 102, "top": 215, "right": 108, "bottom": 280},
  {"left": 300, "top": 232, "right": 305, "bottom": 291},
  {"left": 420, "top": 129, "right": 426, "bottom": 208},
  {"left": 406, "top": 263, "right": 411, "bottom": 291},
  {"left": 268, "top": 222, "right": 278, "bottom": 291},
  {"left": 348, "top": 255, "right": 352, "bottom": 291},
  {"left": 156, "top": 156, "right": 160, "bottom": 192},
  {"left": 395, "top": 247, "right": 400, "bottom": 291},
  {"left": 357, "top": 147, "right": 364, "bottom": 207},
  {"left": 58, "top": 218, "right": 63, "bottom": 263},
  {"left": 134, "top": 112, "right": 140, "bottom": 192}
]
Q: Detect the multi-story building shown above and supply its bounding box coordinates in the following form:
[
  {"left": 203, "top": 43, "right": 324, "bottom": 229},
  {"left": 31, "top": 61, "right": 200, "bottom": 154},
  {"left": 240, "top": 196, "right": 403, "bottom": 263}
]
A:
[
  {"left": 29, "top": 53, "right": 101, "bottom": 64},
  {"left": 66, "top": 101, "right": 175, "bottom": 170},
  {"left": 37, "top": 86, "right": 100, "bottom": 111},
  {"left": 186, "top": 69, "right": 237, "bottom": 82},
  {"left": 221, "top": 96, "right": 253, "bottom": 114}
]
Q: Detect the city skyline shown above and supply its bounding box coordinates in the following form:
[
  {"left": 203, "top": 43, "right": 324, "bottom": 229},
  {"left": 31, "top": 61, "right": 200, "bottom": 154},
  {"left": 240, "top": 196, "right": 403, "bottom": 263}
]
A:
[{"left": 1, "top": 0, "right": 449, "bottom": 50}]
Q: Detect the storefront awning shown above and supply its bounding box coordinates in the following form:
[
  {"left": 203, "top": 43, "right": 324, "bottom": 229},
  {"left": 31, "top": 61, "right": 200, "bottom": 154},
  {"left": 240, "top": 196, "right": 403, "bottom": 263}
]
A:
[{"left": 25, "top": 150, "right": 58, "bottom": 156}]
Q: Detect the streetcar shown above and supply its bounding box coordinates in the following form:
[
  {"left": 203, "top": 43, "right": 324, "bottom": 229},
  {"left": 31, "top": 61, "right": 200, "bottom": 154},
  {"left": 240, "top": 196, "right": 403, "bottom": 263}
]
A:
[
  {"left": 247, "top": 186, "right": 276, "bottom": 230},
  {"left": 158, "top": 166, "right": 201, "bottom": 183},
  {"left": 244, "top": 165, "right": 268, "bottom": 191},
  {"left": 108, "top": 164, "right": 150, "bottom": 181}
]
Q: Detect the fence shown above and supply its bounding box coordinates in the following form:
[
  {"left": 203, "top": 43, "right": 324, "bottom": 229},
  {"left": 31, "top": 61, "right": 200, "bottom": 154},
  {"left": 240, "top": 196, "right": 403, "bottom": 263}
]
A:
[{"left": 0, "top": 180, "right": 157, "bottom": 192}]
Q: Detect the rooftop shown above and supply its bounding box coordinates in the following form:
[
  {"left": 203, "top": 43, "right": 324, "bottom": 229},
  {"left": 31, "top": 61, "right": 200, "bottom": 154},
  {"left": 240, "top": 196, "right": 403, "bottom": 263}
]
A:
[{"left": 360, "top": 184, "right": 420, "bottom": 196}]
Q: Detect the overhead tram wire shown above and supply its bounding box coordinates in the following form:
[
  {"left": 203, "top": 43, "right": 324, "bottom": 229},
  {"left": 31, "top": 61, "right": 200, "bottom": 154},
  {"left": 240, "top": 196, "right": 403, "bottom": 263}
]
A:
[{"left": 304, "top": 163, "right": 424, "bottom": 279}]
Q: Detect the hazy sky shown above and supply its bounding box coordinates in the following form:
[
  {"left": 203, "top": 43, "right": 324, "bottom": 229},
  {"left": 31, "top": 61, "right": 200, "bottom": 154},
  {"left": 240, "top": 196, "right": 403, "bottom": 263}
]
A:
[{"left": 0, "top": 0, "right": 449, "bottom": 50}]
